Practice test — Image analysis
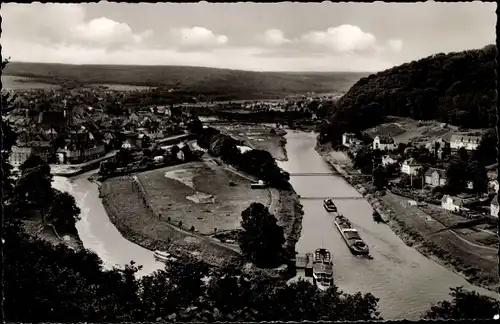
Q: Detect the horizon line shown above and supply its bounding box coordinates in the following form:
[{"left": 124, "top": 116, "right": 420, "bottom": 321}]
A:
[{"left": 5, "top": 60, "right": 377, "bottom": 74}]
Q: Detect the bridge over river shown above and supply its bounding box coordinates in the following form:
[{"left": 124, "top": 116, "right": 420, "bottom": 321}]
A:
[
  {"left": 299, "top": 196, "right": 365, "bottom": 200},
  {"left": 289, "top": 172, "right": 372, "bottom": 177}
]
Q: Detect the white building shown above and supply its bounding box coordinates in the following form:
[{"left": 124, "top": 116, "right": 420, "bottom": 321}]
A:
[
  {"left": 373, "top": 135, "right": 397, "bottom": 151},
  {"left": 342, "top": 133, "right": 357, "bottom": 147},
  {"left": 491, "top": 194, "right": 499, "bottom": 218},
  {"left": 450, "top": 134, "right": 481, "bottom": 151},
  {"left": 441, "top": 195, "right": 464, "bottom": 212},
  {"left": 400, "top": 158, "right": 422, "bottom": 176}
]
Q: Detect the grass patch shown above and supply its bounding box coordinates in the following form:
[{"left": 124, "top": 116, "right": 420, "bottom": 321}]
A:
[{"left": 136, "top": 161, "right": 271, "bottom": 235}]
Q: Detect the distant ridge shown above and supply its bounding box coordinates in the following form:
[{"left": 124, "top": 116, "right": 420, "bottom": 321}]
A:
[{"left": 3, "top": 61, "right": 368, "bottom": 100}]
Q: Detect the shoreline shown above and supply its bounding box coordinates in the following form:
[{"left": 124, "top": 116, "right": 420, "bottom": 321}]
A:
[{"left": 314, "top": 144, "right": 498, "bottom": 293}]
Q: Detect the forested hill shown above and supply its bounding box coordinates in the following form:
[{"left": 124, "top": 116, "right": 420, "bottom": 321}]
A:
[{"left": 319, "top": 45, "right": 497, "bottom": 143}]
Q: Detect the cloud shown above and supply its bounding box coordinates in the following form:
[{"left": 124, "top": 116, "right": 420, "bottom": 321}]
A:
[
  {"left": 262, "top": 29, "right": 291, "bottom": 46},
  {"left": 71, "top": 17, "right": 152, "bottom": 49},
  {"left": 2, "top": 4, "right": 153, "bottom": 51},
  {"left": 300, "top": 25, "right": 377, "bottom": 54},
  {"left": 255, "top": 24, "right": 403, "bottom": 59},
  {"left": 172, "top": 26, "right": 228, "bottom": 51}
]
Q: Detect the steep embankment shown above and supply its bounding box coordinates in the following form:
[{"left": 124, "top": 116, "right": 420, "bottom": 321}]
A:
[
  {"left": 4, "top": 62, "right": 366, "bottom": 100},
  {"left": 319, "top": 44, "right": 497, "bottom": 143}
]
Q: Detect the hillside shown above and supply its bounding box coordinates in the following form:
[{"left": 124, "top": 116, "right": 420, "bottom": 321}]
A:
[
  {"left": 3, "top": 62, "right": 367, "bottom": 100},
  {"left": 319, "top": 45, "right": 497, "bottom": 143}
]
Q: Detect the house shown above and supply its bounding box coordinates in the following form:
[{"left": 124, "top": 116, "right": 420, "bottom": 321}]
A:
[
  {"left": 401, "top": 158, "right": 422, "bottom": 176},
  {"left": 373, "top": 135, "right": 396, "bottom": 151},
  {"left": 450, "top": 134, "right": 481, "bottom": 152},
  {"left": 9, "top": 132, "right": 53, "bottom": 167},
  {"left": 424, "top": 168, "right": 447, "bottom": 187},
  {"left": 381, "top": 154, "right": 399, "bottom": 167},
  {"left": 342, "top": 133, "right": 357, "bottom": 147},
  {"left": 491, "top": 194, "right": 499, "bottom": 218},
  {"left": 441, "top": 195, "right": 464, "bottom": 212},
  {"left": 58, "top": 129, "right": 105, "bottom": 164},
  {"left": 10, "top": 143, "right": 52, "bottom": 167}
]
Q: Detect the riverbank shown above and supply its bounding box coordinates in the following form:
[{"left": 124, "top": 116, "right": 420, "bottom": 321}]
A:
[{"left": 315, "top": 143, "right": 498, "bottom": 292}]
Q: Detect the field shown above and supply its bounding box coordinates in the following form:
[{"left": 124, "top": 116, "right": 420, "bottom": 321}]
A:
[
  {"left": 213, "top": 124, "right": 288, "bottom": 161},
  {"left": 3, "top": 62, "right": 367, "bottom": 99},
  {"left": 363, "top": 116, "right": 487, "bottom": 146},
  {"left": 2, "top": 75, "right": 61, "bottom": 90},
  {"left": 136, "top": 161, "right": 271, "bottom": 235}
]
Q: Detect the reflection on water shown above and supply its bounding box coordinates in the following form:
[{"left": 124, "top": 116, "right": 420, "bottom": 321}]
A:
[{"left": 278, "top": 130, "right": 499, "bottom": 320}]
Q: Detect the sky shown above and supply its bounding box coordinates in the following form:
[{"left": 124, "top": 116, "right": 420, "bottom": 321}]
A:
[{"left": 1, "top": 1, "right": 496, "bottom": 72}]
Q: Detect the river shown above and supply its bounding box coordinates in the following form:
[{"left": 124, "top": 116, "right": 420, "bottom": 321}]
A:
[
  {"left": 51, "top": 175, "right": 164, "bottom": 277},
  {"left": 52, "top": 129, "right": 499, "bottom": 320}
]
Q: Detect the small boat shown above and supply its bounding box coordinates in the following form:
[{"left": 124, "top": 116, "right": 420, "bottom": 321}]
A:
[
  {"left": 312, "top": 248, "right": 334, "bottom": 291},
  {"left": 153, "top": 250, "right": 176, "bottom": 262},
  {"left": 334, "top": 215, "right": 369, "bottom": 255},
  {"left": 323, "top": 198, "right": 338, "bottom": 212}
]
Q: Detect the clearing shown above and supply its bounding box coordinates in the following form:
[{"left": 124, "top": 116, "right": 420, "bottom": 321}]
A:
[
  {"left": 136, "top": 160, "right": 271, "bottom": 235},
  {"left": 214, "top": 124, "right": 288, "bottom": 161},
  {"left": 364, "top": 116, "right": 487, "bottom": 146}
]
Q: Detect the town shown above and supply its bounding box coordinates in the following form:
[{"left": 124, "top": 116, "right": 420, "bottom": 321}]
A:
[{"left": 2, "top": 2, "right": 498, "bottom": 323}]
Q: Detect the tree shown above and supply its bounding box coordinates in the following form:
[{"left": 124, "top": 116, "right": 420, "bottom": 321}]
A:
[
  {"left": 372, "top": 166, "right": 387, "bottom": 190},
  {"left": 1, "top": 58, "right": 18, "bottom": 200},
  {"left": 163, "top": 257, "right": 209, "bottom": 309},
  {"left": 14, "top": 163, "right": 54, "bottom": 220},
  {"left": 239, "top": 202, "right": 285, "bottom": 268},
  {"left": 141, "top": 134, "right": 151, "bottom": 148},
  {"left": 20, "top": 154, "right": 45, "bottom": 173},
  {"left": 467, "top": 160, "right": 488, "bottom": 193},
  {"left": 115, "top": 148, "right": 133, "bottom": 165},
  {"left": 187, "top": 118, "right": 203, "bottom": 134},
  {"left": 422, "top": 286, "right": 499, "bottom": 320},
  {"left": 353, "top": 148, "right": 373, "bottom": 174},
  {"left": 47, "top": 190, "right": 81, "bottom": 234},
  {"left": 445, "top": 157, "right": 468, "bottom": 192},
  {"left": 180, "top": 144, "right": 193, "bottom": 161},
  {"left": 472, "top": 129, "right": 497, "bottom": 166},
  {"left": 457, "top": 147, "right": 469, "bottom": 162}
]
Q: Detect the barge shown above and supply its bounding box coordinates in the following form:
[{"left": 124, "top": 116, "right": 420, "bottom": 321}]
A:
[{"left": 334, "top": 215, "right": 369, "bottom": 255}]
